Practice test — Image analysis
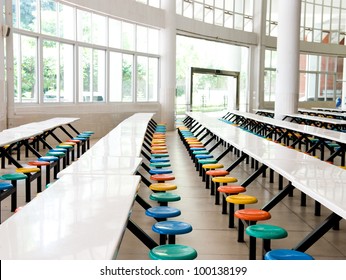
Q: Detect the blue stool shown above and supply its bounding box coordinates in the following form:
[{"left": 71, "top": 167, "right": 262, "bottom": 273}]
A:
[
  {"left": 145, "top": 206, "right": 181, "bottom": 221},
  {"left": 149, "top": 169, "right": 173, "bottom": 175},
  {"left": 0, "top": 182, "right": 15, "bottom": 223},
  {"left": 152, "top": 220, "right": 193, "bottom": 245},
  {"left": 150, "top": 158, "right": 170, "bottom": 163},
  {"left": 265, "top": 249, "right": 314, "bottom": 260}
]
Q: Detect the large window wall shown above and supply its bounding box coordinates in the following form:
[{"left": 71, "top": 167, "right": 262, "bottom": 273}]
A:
[
  {"left": 266, "top": 0, "right": 346, "bottom": 45},
  {"left": 176, "top": 0, "right": 254, "bottom": 32},
  {"left": 12, "top": 0, "right": 160, "bottom": 104},
  {"left": 264, "top": 49, "right": 344, "bottom": 102}
]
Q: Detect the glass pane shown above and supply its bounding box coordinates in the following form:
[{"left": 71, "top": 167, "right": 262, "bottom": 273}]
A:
[
  {"left": 109, "top": 18, "right": 121, "bottom": 49},
  {"left": 92, "top": 50, "right": 106, "bottom": 102},
  {"left": 78, "top": 47, "right": 92, "bottom": 102},
  {"left": 204, "top": 7, "right": 214, "bottom": 24},
  {"left": 234, "top": 14, "right": 243, "bottom": 30},
  {"left": 41, "top": 0, "right": 57, "bottom": 36},
  {"left": 224, "top": 0, "right": 234, "bottom": 11},
  {"left": 194, "top": 2, "right": 204, "bottom": 21},
  {"left": 323, "top": 6, "right": 331, "bottom": 31},
  {"left": 122, "top": 54, "right": 133, "bottom": 102},
  {"left": 137, "top": 25, "right": 148, "bottom": 53},
  {"left": 183, "top": 1, "right": 193, "bottom": 18},
  {"left": 305, "top": 3, "right": 313, "bottom": 29},
  {"left": 224, "top": 12, "right": 233, "bottom": 28},
  {"left": 149, "top": 0, "right": 160, "bottom": 8},
  {"left": 59, "top": 3, "right": 75, "bottom": 40},
  {"left": 12, "top": 0, "right": 18, "bottom": 28},
  {"left": 60, "top": 43, "right": 74, "bottom": 102},
  {"left": 92, "top": 13, "right": 107, "bottom": 46},
  {"left": 176, "top": 0, "right": 183, "bottom": 15},
  {"left": 137, "top": 56, "right": 148, "bottom": 102},
  {"left": 20, "top": 0, "right": 37, "bottom": 32},
  {"left": 148, "top": 28, "right": 159, "bottom": 54},
  {"left": 77, "top": 10, "right": 91, "bottom": 43},
  {"left": 234, "top": 0, "right": 243, "bottom": 13},
  {"left": 109, "top": 52, "right": 122, "bottom": 102},
  {"left": 331, "top": 8, "right": 340, "bottom": 30},
  {"left": 21, "top": 36, "right": 38, "bottom": 103},
  {"left": 244, "top": 0, "right": 253, "bottom": 16},
  {"left": 215, "top": 8, "right": 223, "bottom": 26},
  {"left": 244, "top": 17, "right": 253, "bottom": 32},
  {"left": 314, "top": 4, "right": 322, "bottom": 29},
  {"left": 148, "top": 57, "right": 158, "bottom": 101},
  {"left": 299, "top": 72, "right": 307, "bottom": 101},
  {"left": 264, "top": 70, "right": 276, "bottom": 102},
  {"left": 13, "top": 34, "right": 19, "bottom": 102},
  {"left": 215, "top": 0, "right": 224, "bottom": 9},
  {"left": 43, "top": 40, "right": 58, "bottom": 102},
  {"left": 122, "top": 22, "right": 135, "bottom": 51}
]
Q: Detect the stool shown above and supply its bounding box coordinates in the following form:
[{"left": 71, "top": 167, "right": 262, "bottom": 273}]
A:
[
  {"left": 149, "top": 162, "right": 171, "bottom": 168},
  {"left": 205, "top": 169, "right": 229, "bottom": 190},
  {"left": 201, "top": 163, "right": 224, "bottom": 183},
  {"left": 150, "top": 174, "right": 175, "bottom": 183},
  {"left": 151, "top": 153, "right": 169, "bottom": 158},
  {"left": 56, "top": 144, "right": 74, "bottom": 163},
  {"left": 149, "top": 169, "right": 173, "bottom": 175},
  {"left": 218, "top": 185, "right": 246, "bottom": 214},
  {"left": 264, "top": 249, "right": 314, "bottom": 260},
  {"left": 46, "top": 151, "right": 67, "bottom": 169},
  {"left": 150, "top": 158, "right": 170, "bottom": 163},
  {"left": 0, "top": 182, "right": 15, "bottom": 222},
  {"left": 0, "top": 173, "right": 27, "bottom": 211},
  {"left": 245, "top": 224, "right": 288, "bottom": 260},
  {"left": 28, "top": 161, "right": 51, "bottom": 186},
  {"left": 150, "top": 192, "right": 181, "bottom": 206},
  {"left": 38, "top": 156, "right": 59, "bottom": 179},
  {"left": 226, "top": 194, "right": 258, "bottom": 228},
  {"left": 145, "top": 206, "right": 181, "bottom": 221},
  {"left": 234, "top": 208, "right": 271, "bottom": 242},
  {"left": 212, "top": 176, "right": 238, "bottom": 202},
  {"left": 149, "top": 183, "right": 177, "bottom": 192},
  {"left": 15, "top": 167, "right": 41, "bottom": 202},
  {"left": 152, "top": 221, "right": 192, "bottom": 245},
  {"left": 149, "top": 244, "right": 197, "bottom": 260}
]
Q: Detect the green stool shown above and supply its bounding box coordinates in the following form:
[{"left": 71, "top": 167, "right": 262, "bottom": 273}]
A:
[
  {"left": 246, "top": 224, "right": 288, "bottom": 260},
  {"left": 0, "top": 182, "right": 15, "bottom": 223},
  {"left": 149, "top": 244, "right": 197, "bottom": 260},
  {"left": 0, "top": 173, "right": 28, "bottom": 212},
  {"left": 150, "top": 192, "right": 181, "bottom": 206}
]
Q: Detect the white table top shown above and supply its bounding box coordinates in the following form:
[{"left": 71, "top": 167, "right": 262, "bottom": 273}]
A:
[
  {"left": 284, "top": 113, "right": 346, "bottom": 126},
  {"left": 57, "top": 156, "right": 142, "bottom": 177},
  {"left": 300, "top": 108, "right": 346, "bottom": 118},
  {"left": 0, "top": 174, "right": 141, "bottom": 260},
  {"left": 0, "top": 129, "right": 43, "bottom": 147}
]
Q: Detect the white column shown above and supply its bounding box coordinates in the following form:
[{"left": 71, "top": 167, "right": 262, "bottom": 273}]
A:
[
  {"left": 274, "top": 0, "right": 301, "bottom": 119},
  {"left": 342, "top": 57, "right": 346, "bottom": 110},
  {"left": 160, "top": 0, "right": 176, "bottom": 130}
]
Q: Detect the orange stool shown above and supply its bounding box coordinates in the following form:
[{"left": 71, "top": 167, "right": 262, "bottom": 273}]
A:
[
  {"left": 28, "top": 161, "right": 51, "bottom": 186},
  {"left": 212, "top": 176, "right": 238, "bottom": 203},
  {"left": 217, "top": 185, "right": 246, "bottom": 216},
  {"left": 234, "top": 208, "right": 271, "bottom": 242},
  {"left": 150, "top": 174, "right": 175, "bottom": 183}
]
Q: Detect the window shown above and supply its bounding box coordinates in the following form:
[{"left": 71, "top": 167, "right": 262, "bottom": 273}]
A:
[
  {"left": 42, "top": 40, "right": 74, "bottom": 103},
  {"left": 13, "top": 34, "right": 38, "bottom": 103},
  {"left": 12, "top": 0, "right": 159, "bottom": 104},
  {"left": 264, "top": 49, "right": 277, "bottom": 102},
  {"left": 137, "top": 56, "right": 158, "bottom": 102}
]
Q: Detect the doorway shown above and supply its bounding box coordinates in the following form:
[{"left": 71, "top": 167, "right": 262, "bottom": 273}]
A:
[{"left": 188, "top": 67, "right": 240, "bottom": 112}]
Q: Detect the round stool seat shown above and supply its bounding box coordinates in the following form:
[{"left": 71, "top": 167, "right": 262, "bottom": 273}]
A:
[
  {"left": 145, "top": 206, "right": 181, "bottom": 219},
  {"left": 151, "top": 150, "right": 168, "bottom": 154},
  {"left": 16, "top": 167, "right": 40, "bottom": 173},
  {"left": 0, "top": 173, "right": 28, "bottom": 181},
  {"left": 56, "top": 144, "right": 73, "bottom": 149},
  {"left": 152, "top": 221, "right": 192, "bottom": 235},
  {"left": 264, "top": 249, "right": 314, "bottom": 260},
  {"left": 149, "top": 162, "right": 171, "bottom": 168},
  {"left": 226, "top": 194, "right": 258, "bottom": 205},
  {"left": 66, "top": 139, "right": 81, "bottom": 143},
  {"left": 150, "top": 158, "right": 170, "bottom": 163},
  {"left": 206, "top": 169, "right": 229, "bottom": 176},
  {"left": 27, "top": 161, "right": 50, "bottom": 167},
  {"left": 245, "top": 224, "right": 288, "bottom": 240},
  {"left": 198, "top": 159, "right": 218, "bottom": 164},
  {"left": 82, "top": 131, "right": 94, "bottom": 135},
  {"left": 150, "top": 174, "right": 175, "bottom": 182},
  {"left": 149, "top": 244, "right": 197, "bottom": 260},
  {"left": 150, "top": 192, "right": 181, "bottom": 203},
  {"left": 0, "top": 182, "right": 13, "bottom": 191},
  {"left": 202, "top": 163, "right": 224, "bottom": 169},
  {"left": 149, "top": 183, "right": 177, "bottom": 191},
  {"left": 38, "top": 156, "right": 59, "bottom": 162},
  {"left": 151, "top": 153, "right": 169, "bottom": 158},
  {"left": 212, "top": 176, "right": 238, "bottom": 184},
  {"left": 189, "top": 145, "right": 204, "bottom": 148},
  {"left": 218, "top": 185, "right": 246, "bottom": 194},
  {"left": 61, "top": 141, "right": 76, "bottom": 146},
  {"left": 46, "top": 151, "right": 65, "bottom": 157},
  {"left": 193, "top": 150, "right": 209, "bottom": 155},
  {"left": 190, "top": 147, "right": 206, "bottom": 151},
  {"left": 49, "top": 148, "right": 67, "bottom": 153},
  {"left": 235, "top": 208, "right": 271, "bottom": 221},
  {"left": 151, "top": 146, "right": 167, "bottom": 150},
  {"left": 149, "top": 169, "right": 173, "bottom": 175},
  {"left": 195, "top": 154, "right": 213, "bottom": 159}
]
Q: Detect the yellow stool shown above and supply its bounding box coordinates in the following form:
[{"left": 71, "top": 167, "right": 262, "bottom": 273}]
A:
[
  {"left": 226, "top": 194, "right": 258, "bottom": 228},
  {"left": 201, "top": 163, "right": 224, "bottom": 189},
  {"left": 16, "top": 167, "right": 41, "bottom": 202},
  {"left": 149, "top": 183, "right": 177, "bottom": 192}
]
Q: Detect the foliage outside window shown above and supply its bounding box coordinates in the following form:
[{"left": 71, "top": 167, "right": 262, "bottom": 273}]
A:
[{"left": 12, "top": 0, "right": 160, "bottom": 104}]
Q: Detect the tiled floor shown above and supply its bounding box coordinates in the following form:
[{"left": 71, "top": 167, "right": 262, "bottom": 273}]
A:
[{"left": 1, "top": 124, "right": 346, "bottom": 260}]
